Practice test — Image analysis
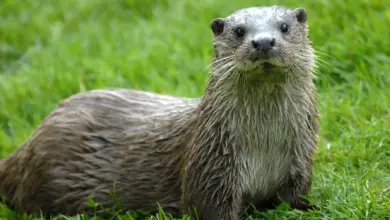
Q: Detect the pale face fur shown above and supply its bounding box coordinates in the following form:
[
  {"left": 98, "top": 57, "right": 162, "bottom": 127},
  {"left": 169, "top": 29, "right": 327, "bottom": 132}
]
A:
[{"left": 211, "top": 6, "right": 315, "bottom": 77}]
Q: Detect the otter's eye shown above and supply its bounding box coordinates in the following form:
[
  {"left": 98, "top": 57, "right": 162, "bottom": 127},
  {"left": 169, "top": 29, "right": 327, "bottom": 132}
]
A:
[
  {"left": 280, "top": 23, "right": 289, "bottom": 33},
  {"left": 234, "top": 27, "right": 245, "bottom": 38}
]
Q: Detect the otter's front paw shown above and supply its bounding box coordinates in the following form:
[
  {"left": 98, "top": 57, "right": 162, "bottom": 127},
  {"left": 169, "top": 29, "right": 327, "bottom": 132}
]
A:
[{"left": 290, "top": 197, "right": 320, "bottom": 211}]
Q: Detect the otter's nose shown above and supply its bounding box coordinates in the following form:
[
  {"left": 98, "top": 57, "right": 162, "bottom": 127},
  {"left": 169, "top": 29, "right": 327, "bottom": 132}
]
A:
[{"left": 252, "top": 38, "right": 275, "bottom": 52}]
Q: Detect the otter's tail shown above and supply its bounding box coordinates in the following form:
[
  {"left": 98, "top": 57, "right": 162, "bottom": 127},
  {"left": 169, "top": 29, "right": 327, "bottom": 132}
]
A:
[
  {"left": 0, "top": 157, "right": 14, "bottom": 207},
  {"left": 0, "top": 162, "right": 16, "bottom": 213},
  {"left": 0, "top": 158, "right": 7, "bottom": 196},
  {"left": 0, "top": 158, "right": 7, "bottom": 204}
]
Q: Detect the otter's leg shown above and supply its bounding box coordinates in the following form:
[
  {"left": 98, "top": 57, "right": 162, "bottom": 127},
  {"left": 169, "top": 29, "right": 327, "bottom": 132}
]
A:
[
  {"left": 180, "top": 155, "right": 242, "bottom": 220},
  {"left": 181, "top": 182, "right": 242, "bottom": 220},
  {"left": 277, "top": 111, "right": 319, "bottom": 211},
  {"left": 259, "top": 114, "right": 320, "bottom": 212},
  {"left": 269, "top": 119, "right": 319, "bottom": 211},
  {"left": 268, "top": 173, "right": 319, "bottom": 211}
]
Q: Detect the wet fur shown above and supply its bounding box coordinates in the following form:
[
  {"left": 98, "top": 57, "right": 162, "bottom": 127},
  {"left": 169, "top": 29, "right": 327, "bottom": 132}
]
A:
[
  {"left": 0, "top": 5, "right": 319, "bottom": 220},
  {"left": 0, "top": 89, "right": 198, "bottom": 216}
]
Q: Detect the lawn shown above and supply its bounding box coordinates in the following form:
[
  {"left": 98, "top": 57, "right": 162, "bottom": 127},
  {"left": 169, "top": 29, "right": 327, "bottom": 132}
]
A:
[{"left": 0, "top": 0, "right": 389, "bottom": 219}]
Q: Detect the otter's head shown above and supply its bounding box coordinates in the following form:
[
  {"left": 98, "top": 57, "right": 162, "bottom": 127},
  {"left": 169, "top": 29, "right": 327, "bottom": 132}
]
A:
[{"left": 210, "top": 6, "right": 314, "bottom": 76}]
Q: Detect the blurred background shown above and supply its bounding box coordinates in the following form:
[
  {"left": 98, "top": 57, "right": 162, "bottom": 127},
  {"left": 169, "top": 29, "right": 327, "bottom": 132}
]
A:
[{"left": 0, "top": 0, "right": 389, "bottom": 219}]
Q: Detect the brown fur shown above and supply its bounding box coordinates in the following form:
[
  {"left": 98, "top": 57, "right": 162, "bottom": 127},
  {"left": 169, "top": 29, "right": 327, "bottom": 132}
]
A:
[{"left": 0, "top": 5, "right": 320, "bottom": 220}]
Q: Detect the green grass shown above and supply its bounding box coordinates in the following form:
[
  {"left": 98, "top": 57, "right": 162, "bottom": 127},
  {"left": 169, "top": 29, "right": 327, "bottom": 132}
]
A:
[{"left": 0, "top": 0, "right": 389, "bottom": 219}]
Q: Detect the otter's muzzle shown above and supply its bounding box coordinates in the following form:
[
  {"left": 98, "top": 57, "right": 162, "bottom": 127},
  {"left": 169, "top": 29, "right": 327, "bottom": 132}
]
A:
[
  {"left": 250, "top": 34, "right": 276, "bottom": 61},
  {"left": 252, "top": 37, "right": 275, "bottom": 53}
]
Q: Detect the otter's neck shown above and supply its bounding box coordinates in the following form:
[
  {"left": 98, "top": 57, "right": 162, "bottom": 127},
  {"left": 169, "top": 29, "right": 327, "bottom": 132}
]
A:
[
  {"left": 192, "top": 60, "right": 315, "bottom": 156},
  {"left": 197, "top": 58, "right": 315, "bottom": 130}
]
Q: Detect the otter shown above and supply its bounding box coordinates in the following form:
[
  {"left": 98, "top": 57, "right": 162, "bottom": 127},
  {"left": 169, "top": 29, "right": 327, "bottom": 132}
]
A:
[{"left": 0, "top": 5, "right": 320, "bottom": 220}]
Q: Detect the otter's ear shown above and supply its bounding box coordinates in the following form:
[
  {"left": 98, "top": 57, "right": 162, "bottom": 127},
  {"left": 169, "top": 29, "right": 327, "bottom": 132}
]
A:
[
  {"left": 294, "top": 8, "right": 307, "bottom": 23},
  {"left": 211, "top": 18, "right": 225, "bottom": 35}
]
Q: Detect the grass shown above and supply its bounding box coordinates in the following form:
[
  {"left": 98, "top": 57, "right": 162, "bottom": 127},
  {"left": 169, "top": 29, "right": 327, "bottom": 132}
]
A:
[{"left": 0, "top": 0, "right": 389, "bottom": 219}]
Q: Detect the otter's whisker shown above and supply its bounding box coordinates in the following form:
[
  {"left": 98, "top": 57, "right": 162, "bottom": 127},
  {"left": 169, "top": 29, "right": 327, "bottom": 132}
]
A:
[
  {"left": 313, "top": 49, "right": 335, "bottom": 60},
  {"left": 215, "top": 64, "right": 237, "bottom": 87},
  {"left": 212, "top": 61, "right": 234, "bottom": 77},
  {"left": 295, "top": 49, "right": 333, "bottom": 68},
  {"left": 206, "top": 56, "right": 234, "bottom": 70},
  {"left": 210, "top": 61, "right": 232, "bottom": 74}
]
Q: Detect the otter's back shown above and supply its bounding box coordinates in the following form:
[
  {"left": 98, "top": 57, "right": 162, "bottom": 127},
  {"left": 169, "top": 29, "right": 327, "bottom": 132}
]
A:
[{"left": 0, "top": 88, "right": 199, "bottom": 215}]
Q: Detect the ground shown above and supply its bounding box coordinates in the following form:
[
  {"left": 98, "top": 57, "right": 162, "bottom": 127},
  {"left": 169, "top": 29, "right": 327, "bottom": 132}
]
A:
[{"left": 0, "top": 0, "right": 389, "bottom": 219}]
